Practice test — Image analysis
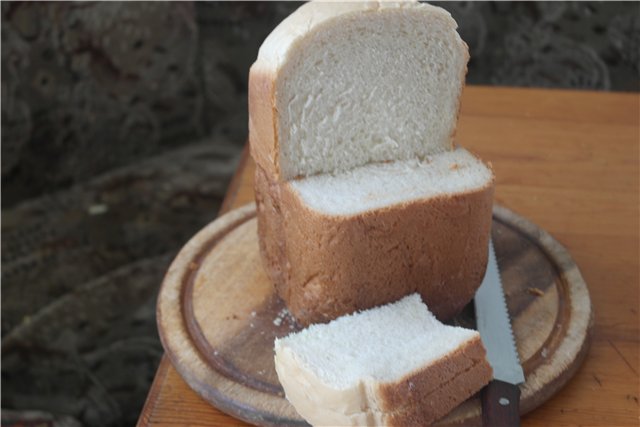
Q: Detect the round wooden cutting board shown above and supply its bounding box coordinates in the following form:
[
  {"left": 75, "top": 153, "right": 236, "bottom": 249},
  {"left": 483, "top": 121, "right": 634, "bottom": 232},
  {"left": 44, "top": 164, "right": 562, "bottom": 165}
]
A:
[{"left": 157, "top": 203, "right": 593, "bottom": 427}]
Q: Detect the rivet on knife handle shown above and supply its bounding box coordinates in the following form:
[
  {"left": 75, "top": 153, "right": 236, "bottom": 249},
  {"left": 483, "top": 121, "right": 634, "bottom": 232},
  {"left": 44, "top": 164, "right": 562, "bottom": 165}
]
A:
[{"left": 481, "top": 379, "right": 521, "bottom": 427}]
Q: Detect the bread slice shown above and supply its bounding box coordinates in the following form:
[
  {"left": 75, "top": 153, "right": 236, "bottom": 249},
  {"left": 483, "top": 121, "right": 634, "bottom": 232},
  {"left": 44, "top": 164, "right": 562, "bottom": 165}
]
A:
[
  {"left": 274, "top": 294, "right": 493, "bottom": 426},
  {"left": 249, "top": 0, "right": 468, "bottom": 181},
  {"left": 255, "top": 147, "right": 494, "bottom": 325}
]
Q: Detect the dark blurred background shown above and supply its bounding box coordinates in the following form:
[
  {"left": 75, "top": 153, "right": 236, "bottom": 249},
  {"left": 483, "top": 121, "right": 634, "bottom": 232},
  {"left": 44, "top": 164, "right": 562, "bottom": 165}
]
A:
[{"left": 1, "top": 2, "right": 638, "bottom": 426}]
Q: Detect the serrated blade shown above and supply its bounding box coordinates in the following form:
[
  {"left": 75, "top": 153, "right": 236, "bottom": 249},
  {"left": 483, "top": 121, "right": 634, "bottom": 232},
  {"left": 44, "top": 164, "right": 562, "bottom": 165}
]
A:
[{"left": 474, "top": 239, "right": 525, "bottom": 385}]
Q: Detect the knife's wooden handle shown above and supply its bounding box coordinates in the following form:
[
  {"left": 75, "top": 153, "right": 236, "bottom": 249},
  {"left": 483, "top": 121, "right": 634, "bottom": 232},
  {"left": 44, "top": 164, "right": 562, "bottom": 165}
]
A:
[{"left": 481, "top": 379, "right": 521, "bottom": 427}]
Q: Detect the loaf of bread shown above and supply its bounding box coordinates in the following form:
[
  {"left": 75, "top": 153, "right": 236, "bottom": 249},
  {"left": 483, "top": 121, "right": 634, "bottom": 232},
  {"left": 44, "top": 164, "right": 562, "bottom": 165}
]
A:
[
  {"left": 274, "top": 294, "right": 493, "bottom": 426},
  {"left": 256, "top": 148, "right": 494, "bottom": 324},
  {"left": 250, "top": 0, "right": 494, "bottom": 325}
]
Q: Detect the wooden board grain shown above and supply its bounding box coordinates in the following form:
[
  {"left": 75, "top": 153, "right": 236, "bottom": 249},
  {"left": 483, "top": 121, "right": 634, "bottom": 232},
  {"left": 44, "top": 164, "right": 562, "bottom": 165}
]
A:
[{"left": 156, "top": 203, "right": 593, "bottom": 427}]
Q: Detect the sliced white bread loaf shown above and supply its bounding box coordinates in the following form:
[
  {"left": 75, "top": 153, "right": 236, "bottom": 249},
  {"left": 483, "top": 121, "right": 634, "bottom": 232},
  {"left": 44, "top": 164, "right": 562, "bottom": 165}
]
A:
[
  {"left": 251, "top": 0, "right": 494, "bottom": 325},
  {"left": 256, "top": 148, "right": 493, "bottom": 325},
  {"left": 249, "top": 0, "right": 468, "bottom": 180},
  {"left": 274, "top": 294, "right": 493, "bottom": 426}
]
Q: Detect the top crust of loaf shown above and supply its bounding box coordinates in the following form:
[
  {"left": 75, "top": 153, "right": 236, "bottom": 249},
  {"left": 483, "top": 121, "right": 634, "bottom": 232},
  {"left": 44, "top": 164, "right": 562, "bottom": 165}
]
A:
[{"left": 249, "top": 1, "right": 469, "bottom": 181}]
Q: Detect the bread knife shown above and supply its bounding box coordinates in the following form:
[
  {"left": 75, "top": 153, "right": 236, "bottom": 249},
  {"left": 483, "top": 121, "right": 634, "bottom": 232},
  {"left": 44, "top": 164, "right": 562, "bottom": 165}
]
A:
[{"left": 474, "top": 239, "right": 525, "bottom": 427}]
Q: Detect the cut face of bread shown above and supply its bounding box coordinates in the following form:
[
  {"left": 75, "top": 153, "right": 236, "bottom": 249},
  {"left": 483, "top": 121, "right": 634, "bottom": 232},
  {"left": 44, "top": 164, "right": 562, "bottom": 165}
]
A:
[
  {"left": 290, "top": 147, "right": 492, "bottom": 216},
  {"left": 250, "top": 1, "right": 468, "bottom": 180},
  {"left": 274, "top": 294, "right": 493, "bottom": 426}
]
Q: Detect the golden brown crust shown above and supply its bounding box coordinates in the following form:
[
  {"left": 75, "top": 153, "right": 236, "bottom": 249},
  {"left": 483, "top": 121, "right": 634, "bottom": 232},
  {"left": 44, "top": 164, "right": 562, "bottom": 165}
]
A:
[
  {"left": 387, "top": 350, "right": 492, "bottom": 426},
  {"left": 379, "top": 336, "right": 492, "bottom": 426},
  {"left": 254, "top": 154, "right": 287, "bottom": 298},
  {"left": 248, "top": 65, "right": 280, "bottom": 180},
  {"left": 254, "top": 163, "right": 495, "bottom": 326}
]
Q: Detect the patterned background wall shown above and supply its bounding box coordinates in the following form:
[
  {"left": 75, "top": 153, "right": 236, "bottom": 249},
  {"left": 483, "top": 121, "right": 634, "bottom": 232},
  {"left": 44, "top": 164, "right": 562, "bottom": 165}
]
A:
[{"left": 1, "top": 2, "right": 638, "bottom": 426}]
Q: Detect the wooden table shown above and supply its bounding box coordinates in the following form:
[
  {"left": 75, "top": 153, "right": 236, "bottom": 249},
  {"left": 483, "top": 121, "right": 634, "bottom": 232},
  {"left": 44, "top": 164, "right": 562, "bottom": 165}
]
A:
[{"left": 137, "top": 86, "right": 639, "bottom": 427}]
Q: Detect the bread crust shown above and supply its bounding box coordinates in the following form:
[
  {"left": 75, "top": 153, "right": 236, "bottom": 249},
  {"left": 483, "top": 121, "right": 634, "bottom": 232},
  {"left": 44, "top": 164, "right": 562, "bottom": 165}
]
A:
[
  {"left": 381, "top": 335, "right": 493, "bottom": 426},
  {"left": 255, "top": 163, "right": 495, "bottom": 326},
  {"left": 248, "top": 64, "right": 279, "bottom": 179}
]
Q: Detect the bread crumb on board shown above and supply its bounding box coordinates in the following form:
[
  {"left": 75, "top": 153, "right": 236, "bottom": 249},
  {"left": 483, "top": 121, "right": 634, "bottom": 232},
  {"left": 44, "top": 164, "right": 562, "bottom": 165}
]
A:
[{"left": 274, "top": 307, "right": 296, "bottom": 327}]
